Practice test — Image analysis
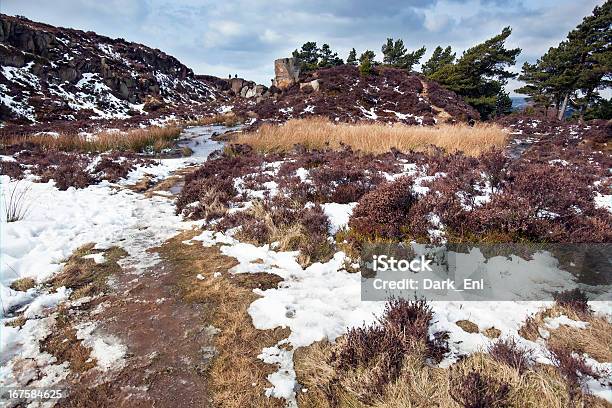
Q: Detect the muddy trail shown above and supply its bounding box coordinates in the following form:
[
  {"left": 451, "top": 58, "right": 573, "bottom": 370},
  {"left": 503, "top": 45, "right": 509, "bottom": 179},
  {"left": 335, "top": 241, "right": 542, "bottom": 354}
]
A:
[{"left": 0, "top": 125, "right": 280, "bottom": 408}]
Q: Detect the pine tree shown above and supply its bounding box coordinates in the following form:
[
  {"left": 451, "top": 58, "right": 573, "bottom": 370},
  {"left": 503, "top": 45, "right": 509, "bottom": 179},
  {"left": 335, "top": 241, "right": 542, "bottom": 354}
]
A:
[
  {"left": 359, "top": 50, "right": 376, "bottom": 64},
  {"left": 381, "top": 38, "right": 426, "bottom": 71},
  {"left": 347, "top": 48, "right": 358, "bottom": 66},
  {"left": 422, "top": 46, "right": 455, "bottom": 76},
  {"left": 517, "top": 2, "right": 611, "bottom": 119},
  {"left": 359, "top": 55, "right": 373, "bottom": 76},
  {"left": 292, "top": 42, "right": 320, "bottom": 72},
  {"left": 430, "top": 27, "right": 521, "bottom": 119},
  {"left": 318, "top": 44, "right": 343, "bottom": 68}
]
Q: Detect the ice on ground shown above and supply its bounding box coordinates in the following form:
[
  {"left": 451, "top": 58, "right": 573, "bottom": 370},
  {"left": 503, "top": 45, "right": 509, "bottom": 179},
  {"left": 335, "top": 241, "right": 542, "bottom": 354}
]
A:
[
  {"left": 83, "top": 253, "right": 106, "bottom": 264},
  {"left": 76, "top": 322, "right": 127, "bottom": 371}
]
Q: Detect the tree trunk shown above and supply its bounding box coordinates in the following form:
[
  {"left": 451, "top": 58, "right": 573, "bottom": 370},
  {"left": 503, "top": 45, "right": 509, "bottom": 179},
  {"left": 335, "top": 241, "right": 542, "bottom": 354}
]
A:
[{"left": 557, "top": 93, "right": 569, "bottom": 120}]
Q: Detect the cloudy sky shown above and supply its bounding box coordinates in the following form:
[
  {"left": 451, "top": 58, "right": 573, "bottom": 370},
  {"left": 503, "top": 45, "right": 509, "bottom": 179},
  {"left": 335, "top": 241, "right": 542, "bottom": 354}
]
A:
[{"left": 1, "top": 0, "right": 605, "bottom": 95}]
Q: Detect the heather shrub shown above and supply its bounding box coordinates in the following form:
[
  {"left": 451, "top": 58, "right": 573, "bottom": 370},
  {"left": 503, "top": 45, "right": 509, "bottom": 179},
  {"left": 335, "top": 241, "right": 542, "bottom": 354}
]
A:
[
  {"left": 548, "top": 343, "right": 599, "bottom": 398},
  {"left": 93, "top": 153, "right": 151, "bottom": 182},
  {"left": 488, "top": 338, "right": 533, "bottom": 374},
  {"left": 0, "top": 161, "right": 24, "bottom": 179},
  {"left": 349, "top": 176, "right": 416, "bottom": 240},
  {"left": 328, "top": 299, "right": 449, "bottom": 401},
  {"left": 449, "top": 370, "right": 511, "bottom": 408},
  {"left": 41, "top": 162, "right": 95, "bottom": 190},
  {"left": 553, "top": 288, "right": 590, "bottom": 317},
  {"left": 175, "top": 177, "right": 236, "bottom": 220},
  {"left": 218, "top": 196, "right": 334, "bottom": 265}
]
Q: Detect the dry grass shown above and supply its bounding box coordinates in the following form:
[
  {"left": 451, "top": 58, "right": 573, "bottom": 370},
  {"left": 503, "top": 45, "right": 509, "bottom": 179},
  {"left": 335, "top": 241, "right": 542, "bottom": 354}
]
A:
[
  {"left": 295, "top": 342, "right": 579, "bottom": 408},
  {"left": 234, "top": 117, "right": 507, "bottom": 156},
  {"left": 2, "top": 126, "right": 182, "bottom": 153},
  {"left": 295, "top": 301, "right": 612, "bottom": 408},
  {"left": 9, "top": 277, "right": 36, "bottom": 292},
  {"left": 519, "top": 305, "right": 612, "bottom": 364},
  {"left": 51, "top": 244, "right": 127, "bottom": 299},
  {"left": 41, "top": 310, "right": 97, "bottom": 374},
  {"left": 157, "top": 231, "right": 288, "bottom": 408}
]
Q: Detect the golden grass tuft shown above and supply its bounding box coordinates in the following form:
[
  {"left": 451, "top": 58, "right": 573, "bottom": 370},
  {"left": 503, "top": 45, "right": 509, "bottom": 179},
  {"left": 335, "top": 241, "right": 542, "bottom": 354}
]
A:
[
  {"left": 2, "top": 126, "right": 182, "bottom": 153},
  {"left": 234, "top": 117, "right": 507, "bottom": 156}
]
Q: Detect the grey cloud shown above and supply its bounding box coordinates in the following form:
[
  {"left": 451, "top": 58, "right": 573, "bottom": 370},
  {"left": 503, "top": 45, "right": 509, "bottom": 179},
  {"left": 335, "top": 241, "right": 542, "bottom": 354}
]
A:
[{"left": 1, "top": 0, "right": 606, "bottom": 91}]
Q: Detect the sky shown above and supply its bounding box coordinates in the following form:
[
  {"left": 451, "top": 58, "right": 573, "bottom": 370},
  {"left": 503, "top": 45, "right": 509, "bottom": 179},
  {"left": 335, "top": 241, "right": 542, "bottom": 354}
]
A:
[{"left": 0, "top": 0, "right": 606, "bottom": 96}]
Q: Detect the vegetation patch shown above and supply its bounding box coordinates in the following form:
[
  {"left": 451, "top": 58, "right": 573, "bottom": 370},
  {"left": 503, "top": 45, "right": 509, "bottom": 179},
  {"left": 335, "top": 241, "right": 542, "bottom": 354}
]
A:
[
  {"left": 41, "top": 310, "right": 97, "bottom": 374},
  {"left": 9, "top": 277, "right": 36, "bottom": 292},
  {"left": 50, "top": 244, "right": 127, "bottom": 299},
  {"left": 157, "top": 231, "right": 289, "bottom": 408},
  {"left": 235, "top": 118, "right": 506, "bottom": 157}
]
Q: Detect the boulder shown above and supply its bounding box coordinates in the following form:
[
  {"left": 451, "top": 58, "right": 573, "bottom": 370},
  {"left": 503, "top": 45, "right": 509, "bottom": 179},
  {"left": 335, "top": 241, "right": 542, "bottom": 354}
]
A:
[
  {"left": 229, "top": 78, "right": 244, "bottom": 95},
  {"left": 273, "top": 57, "right": 300, "bottom": 89},
  {"left": 300, "top": 79, "right": 320, "bottom": 92}
]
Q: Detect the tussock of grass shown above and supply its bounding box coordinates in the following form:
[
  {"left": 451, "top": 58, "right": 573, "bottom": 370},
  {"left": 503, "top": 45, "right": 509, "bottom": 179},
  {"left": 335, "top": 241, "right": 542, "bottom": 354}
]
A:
[
  {"left": 51, "top": 244, "right": 127, "bottom": 299},
  {"left": 3, "top": 126, "right": 182, "bottom": 153},
  {"left": 234, "top": 117, "right": 507, "bottom": 156},
  {"left": 9, "top": 277, "right": 36, "bottom": 292}
]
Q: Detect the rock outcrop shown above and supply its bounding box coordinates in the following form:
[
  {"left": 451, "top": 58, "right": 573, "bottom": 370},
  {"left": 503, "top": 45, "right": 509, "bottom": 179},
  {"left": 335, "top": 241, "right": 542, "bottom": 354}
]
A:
[
  {"left": 227, "top": 78, "right": 268, "bottom": 100},
  {"left": 0, "top": 14, "right": 224, "bottom": 125},
  {"left": 273, "top": 58, "right": 300, "bottom": 89}
]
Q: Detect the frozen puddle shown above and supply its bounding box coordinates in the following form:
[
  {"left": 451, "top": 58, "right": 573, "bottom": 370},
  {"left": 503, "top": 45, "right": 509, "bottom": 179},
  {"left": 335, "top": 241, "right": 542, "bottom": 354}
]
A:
[{"left": 0, "top": 125, "right": 234, "bottom": 389}]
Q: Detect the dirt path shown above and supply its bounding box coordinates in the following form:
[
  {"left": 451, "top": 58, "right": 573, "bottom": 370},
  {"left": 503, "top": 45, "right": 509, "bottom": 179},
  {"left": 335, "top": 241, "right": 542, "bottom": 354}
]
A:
[
  {"left": 418, "top": 78, "right": 453, "bottom": 122},
  {"left": 62, "top": 245, "right": 216, "bottom": 407}
]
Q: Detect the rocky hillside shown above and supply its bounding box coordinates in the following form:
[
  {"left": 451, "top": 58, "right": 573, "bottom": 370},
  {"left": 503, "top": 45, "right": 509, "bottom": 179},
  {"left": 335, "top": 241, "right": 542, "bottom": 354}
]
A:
[
  {"left": 0, "top": 14, "right": 226, "bottom": 128},
  {"left": 237, "top": 64, "right": 480, "bottom": 126}
]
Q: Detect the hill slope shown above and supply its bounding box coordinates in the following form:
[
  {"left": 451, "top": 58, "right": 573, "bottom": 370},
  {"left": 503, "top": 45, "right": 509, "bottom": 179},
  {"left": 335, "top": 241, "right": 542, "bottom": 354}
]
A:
[
  {"left": 0, "top": 14, "right": 225, "bottom": 127},
  {"left": 237, "top": 65, "right": 480, "bottom": 126}
]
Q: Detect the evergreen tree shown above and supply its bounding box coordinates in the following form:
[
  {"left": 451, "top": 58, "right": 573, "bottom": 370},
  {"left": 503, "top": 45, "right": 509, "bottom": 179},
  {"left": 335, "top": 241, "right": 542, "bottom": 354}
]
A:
[
  {"left": 495, "top": 90, "right": 513, "bottom": 117},
  {"left": 318, "top": 44, "right": 343, "bottom": 68},
  {"left": 422, "top": 46, "right": 455, "bottom": 76},
  {"left": 359, "top": 55, "right": 373, "bottom": 76},
  {"left": 347, "top": 48, "right": 358, "bottom": 66},
  {"left": 292, "top": 42, "right": 320, "bottom": 72},
  {"left": 359, "top": 50, "right": 376, "bottom": 64},
  {"left": 381, "top": 38, "right": 426, "bottom": 71},
  {"left": 430, "top": 27, "right": 521, "bottom": 119},
  {"left": 517, "top": 2, "right": 611, "bottom": 119}
]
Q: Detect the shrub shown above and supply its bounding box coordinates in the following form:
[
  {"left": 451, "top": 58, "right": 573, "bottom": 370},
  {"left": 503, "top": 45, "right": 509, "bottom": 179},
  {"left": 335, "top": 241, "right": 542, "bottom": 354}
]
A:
[
  {"left": 553, "top": 289, "right": 590, "bottom": 317},
  {"left": 450, "top": 370, "right": 511, "bottom": 408},
  {"left": 41, "top": 162, "right": 95, "bottom": 190},
  {"left": 175, "top": 177, "right": 236, "bottom": 220},
  {"left": 488, "top": 338, "right": 533, "bottom": 374},
  {"left": 329, "top": 299, "right": 448, "bottom": 400},
  {"left": 349, "top": 176, "right": 416, "bottom": 239},
  {"left": 218, "top": 196, "right": 334, "bottom": 265},
  {"left": 0, "top": 161, "right": 24, "bottom": 179},
  {"left": 548, "top": 343, "right": 599, "bottom": 396}
]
